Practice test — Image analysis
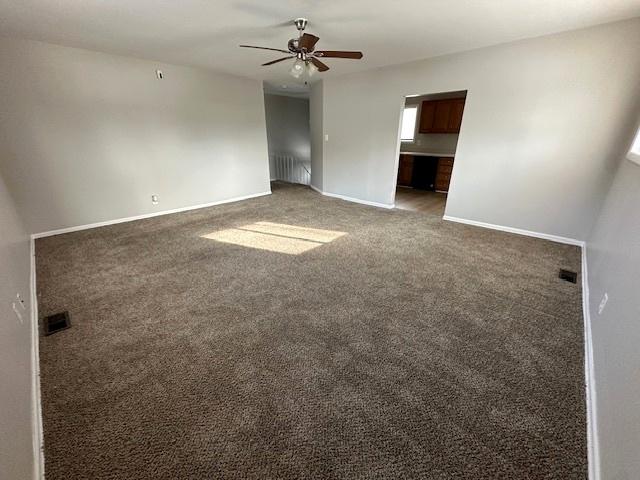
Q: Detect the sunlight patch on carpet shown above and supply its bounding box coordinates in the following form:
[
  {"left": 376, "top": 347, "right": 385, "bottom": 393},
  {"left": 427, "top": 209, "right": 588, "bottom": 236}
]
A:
[{"left": 201, "top": 222, "right": 346, "bottom": 254}]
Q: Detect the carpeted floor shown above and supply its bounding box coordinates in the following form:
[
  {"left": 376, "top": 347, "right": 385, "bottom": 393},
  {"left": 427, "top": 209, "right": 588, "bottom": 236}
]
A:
[{"left": 36, "top": 182, "right": 587, "bottom": 479}]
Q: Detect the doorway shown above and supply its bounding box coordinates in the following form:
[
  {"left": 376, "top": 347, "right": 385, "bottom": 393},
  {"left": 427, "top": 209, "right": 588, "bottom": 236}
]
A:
[
  {"left": 263, "top": 91, "right": 311, "bottom": 185},
  {"left": 394, "top": 90, "right": 467, "bottom": 215}
]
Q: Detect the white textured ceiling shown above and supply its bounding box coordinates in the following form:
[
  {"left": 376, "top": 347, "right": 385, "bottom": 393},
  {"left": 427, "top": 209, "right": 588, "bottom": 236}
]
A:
[{"left": 1, "top": 0, "right": 639, "bottom": 94}]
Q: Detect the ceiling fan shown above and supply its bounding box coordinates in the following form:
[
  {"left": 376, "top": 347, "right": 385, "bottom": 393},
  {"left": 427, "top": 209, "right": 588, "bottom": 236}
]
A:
[{"left": 240, "top": 18, "right": 363, "bottom": 78}]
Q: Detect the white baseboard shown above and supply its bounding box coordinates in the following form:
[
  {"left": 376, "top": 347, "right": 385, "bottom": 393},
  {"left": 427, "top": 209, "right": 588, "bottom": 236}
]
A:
[
  {"left": 582, "top": 246, "right": 600, "bottom": 480},
  {"left": 309, "top": 186, "right": 394, "bottom": 209},
  {"left": 31, "top": 191, "right": 272, "bottom": 239},
  {"left": 30, "top": 237, "right": 44, "bottom": 480},
  {"left": 442, "top": 215, "right": 584, "bottom": 247},
  {"left": 309, "top": 184, "right": 323, "bottom": 194}
]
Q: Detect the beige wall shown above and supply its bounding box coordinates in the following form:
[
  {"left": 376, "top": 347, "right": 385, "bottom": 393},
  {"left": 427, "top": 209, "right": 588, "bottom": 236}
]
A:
[
  {"left": 0, "top": 39, "right": 271, "bottom": 234},
  {"left": 0, "top": 171, "right": 34, "bottom": 479},
  {"left": 321, "top": 18, "right": 640, "bottom": 241}
]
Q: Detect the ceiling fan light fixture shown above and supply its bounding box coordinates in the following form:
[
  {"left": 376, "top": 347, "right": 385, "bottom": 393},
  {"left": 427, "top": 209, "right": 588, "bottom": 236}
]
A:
[
  {"left": 289, "top": 58, "right": 305, "bottom": 78},
  {"left": 306, "top": 61, "right": 318, "bottom": 77}
]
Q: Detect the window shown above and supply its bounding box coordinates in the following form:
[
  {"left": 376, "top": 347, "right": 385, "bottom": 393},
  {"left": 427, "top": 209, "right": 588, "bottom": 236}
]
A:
[
  {"left": 628, "top": 126, "right": 640, "bottom": 166},
  {"left": 400, "top": 106, "right": 418, "bottom": 142}
]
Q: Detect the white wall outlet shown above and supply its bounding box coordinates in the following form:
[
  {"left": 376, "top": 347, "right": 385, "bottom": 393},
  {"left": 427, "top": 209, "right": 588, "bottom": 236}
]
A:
[
  {"left": 12, "top": 302, "right": 23, "bottom": 323},
  {"left": 16, "top": 293, "right": 26, "bottom": 310},
  {"left": 324, "top": 134, "right": 329, "bottom": 142},
  {"left": 155, "top": 69, "right": 163, "bottom": 80},
  {"left": 151, "top": 195, "right": 159, "bottom": 205},
  {"left": 598, "top": 293, "right": 609, "bottom": 315}
]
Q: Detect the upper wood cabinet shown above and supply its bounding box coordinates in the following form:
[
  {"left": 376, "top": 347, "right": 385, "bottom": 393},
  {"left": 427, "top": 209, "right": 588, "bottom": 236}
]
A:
[
  {"left": 419, "top": 102, "right": 437, "bottom": 134},
  {"left": 419, "top": 98, "right": 465, "bottom": 134},
  {"left": 447, "top": 99, "right": 465, "bottom": 132}
]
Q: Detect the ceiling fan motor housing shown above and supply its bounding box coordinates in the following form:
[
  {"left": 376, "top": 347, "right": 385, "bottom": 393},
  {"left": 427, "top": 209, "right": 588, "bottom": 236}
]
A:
[{"left": 287, "top": 38, "right": 299, "bottom": 52}]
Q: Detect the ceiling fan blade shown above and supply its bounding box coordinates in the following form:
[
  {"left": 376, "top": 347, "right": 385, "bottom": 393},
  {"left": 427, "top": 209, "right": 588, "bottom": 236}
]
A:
[
  {"left": 315, "top": 50, "right": 363, "bottom": 59},
  {"left": 262, "top": 56, "right": 294, "bottom": 66},
  {"left": 239, "top": 45, "right": 291, "bottom": 54},
  {"left": 311, "top": 57, "right": 330, "bottom": 72},
  {"left": 299, "top": 33, "right": 320, "bottom": 51}
]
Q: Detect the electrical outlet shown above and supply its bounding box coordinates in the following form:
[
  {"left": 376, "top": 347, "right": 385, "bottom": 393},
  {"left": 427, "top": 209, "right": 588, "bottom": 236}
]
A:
[
  {"left": 324, "top": 134, "right": 329, "bottom": 142},
  {"left": 151, "top": 195, "right": 159, "bottom": 205},
  {"left": 156, "top": 69, "right": 163, "bottom": 80},
  {"left": 12, "top": 302, "right": 23, "bottom": 323},
  {"left": 598, "top": 293, "right": 609, "bottom": 315}
]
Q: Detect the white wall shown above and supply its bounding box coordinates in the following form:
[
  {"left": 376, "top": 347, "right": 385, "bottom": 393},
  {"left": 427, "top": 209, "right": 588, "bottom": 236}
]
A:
[
  {"left": 0, "top": 38, "right": 271, "bottom": 234},
  {"left": 0, "top": 171, "right": 34, "bottom": 479},
  {"left": 263, "top": 93, "right": 310, "bottom": 179},
  {"left": 309, "top": 82, "right": 324, "bottom": 191},
  {"left": 321, "top": 18, "right": 640, "bottom": 241},
  {"left": 586, "top": 118, "right": 640, "bottom": 478}
]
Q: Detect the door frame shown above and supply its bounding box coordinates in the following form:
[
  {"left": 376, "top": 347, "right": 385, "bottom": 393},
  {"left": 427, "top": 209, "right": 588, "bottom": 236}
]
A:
[{"left": 391, "top": 90, "right": 469, "bottom": 216}]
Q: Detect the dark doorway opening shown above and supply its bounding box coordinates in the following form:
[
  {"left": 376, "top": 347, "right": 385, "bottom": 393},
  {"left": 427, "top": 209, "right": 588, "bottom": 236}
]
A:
[{"left": 394, "top": 90, "right": 467, "bottom": 216}]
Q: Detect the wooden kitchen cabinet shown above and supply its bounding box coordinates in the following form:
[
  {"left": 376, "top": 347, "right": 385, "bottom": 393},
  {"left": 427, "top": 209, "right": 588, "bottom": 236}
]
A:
[
  {"left": 447, "top": 99, "right": 465, "bottom": 132},
  {"left": 419, "top": 98, "right": 465, "bottom": 134},
  {"left": 397, "top": 155, "right": 414, "bottom": 186},
  {"left": 434, "top": 157, "right": 454, "bottom": 192},
  {"left": 419, "top": 101, "right": 436, "bottom": 134},
  {"left": 431, "top": 102, "right": 452, "bottom": 132}
]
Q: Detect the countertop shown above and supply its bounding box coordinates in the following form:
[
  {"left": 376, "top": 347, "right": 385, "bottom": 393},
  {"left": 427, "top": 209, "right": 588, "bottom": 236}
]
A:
[{"left": 400, "top": 151, "right": 455, "bottom": 158}]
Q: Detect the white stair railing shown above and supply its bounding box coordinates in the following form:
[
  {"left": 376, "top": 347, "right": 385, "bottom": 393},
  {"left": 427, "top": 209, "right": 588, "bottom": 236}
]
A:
[{"left": 272, "top": 153, "right": 311, "bottom": 185}]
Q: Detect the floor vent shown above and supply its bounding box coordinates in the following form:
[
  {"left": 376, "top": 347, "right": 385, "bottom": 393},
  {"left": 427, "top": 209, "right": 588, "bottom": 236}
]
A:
[
  {"left": 43, "top": 311, "right": 71, "bottom": 336},
  {"left": 559, "top": 269, "right": 578, "bottom": 284}
]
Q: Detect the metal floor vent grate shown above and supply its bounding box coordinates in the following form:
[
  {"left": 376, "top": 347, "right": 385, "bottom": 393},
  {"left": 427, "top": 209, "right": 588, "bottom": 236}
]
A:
[
  {"left": 43, "top": 311, "right": 71, "bottom": 336},
  {"left": 559, "top": 269, "right": 578, "bottom": 284}
]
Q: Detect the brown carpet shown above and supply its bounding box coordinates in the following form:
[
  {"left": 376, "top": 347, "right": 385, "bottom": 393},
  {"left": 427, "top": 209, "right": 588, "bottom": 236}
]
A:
[{"left": 36, "top": 182, "right": 587, "bottom": 479}]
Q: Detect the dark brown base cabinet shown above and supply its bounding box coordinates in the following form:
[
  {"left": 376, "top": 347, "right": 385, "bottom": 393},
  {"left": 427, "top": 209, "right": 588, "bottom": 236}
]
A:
[
  {"left": 397, "top": 155, "right": 454, "bottom": 192},
  {"left": 397, "top": 154, "right": 414, "bottom": 187},
  {"left": 434, "top": 157, "right": 454, "bottom": 192}
]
